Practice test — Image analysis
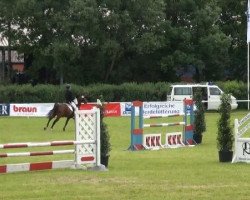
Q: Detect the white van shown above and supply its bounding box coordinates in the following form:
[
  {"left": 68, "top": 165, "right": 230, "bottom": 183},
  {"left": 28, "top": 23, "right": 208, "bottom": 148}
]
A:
[{"left": 167, "top": 83, "right": 238, "bottom": 110}]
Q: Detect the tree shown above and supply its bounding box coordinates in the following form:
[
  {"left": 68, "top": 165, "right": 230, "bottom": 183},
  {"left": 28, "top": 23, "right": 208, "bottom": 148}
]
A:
[
  {"left": 14, "top": 0, "right": 82, "bottom": 84},
  {"left": 0, "top": 0, "right": 19, "bottom": 82},
  {"left": 96, "top": 0, "right": 166, "bottom": 82},
  {"left": 218, "top": 0, "right": 247, "bottom": 81},
  {"left": 0, "top": 0, "right": 242, "bottom": 84},
  {"left": 161, "top": 0, "right": 231, "bottom": 82}
]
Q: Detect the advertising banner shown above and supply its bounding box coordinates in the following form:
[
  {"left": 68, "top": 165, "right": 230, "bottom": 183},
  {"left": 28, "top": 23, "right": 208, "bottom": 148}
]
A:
[
  {"left": 80, "top": 103, "right": 121, "bottom": 117},
  {"left": 7, "top": 101, "right": 185, "bottom": 117},
  {"left": 0, "top": 104, "right": 10, "bottom": 116},
  {"left": 234, "top": 140, "right": 250, "bottom": 162},
  {"left": 104, "top": 103, "right": 120, "bottom": 117},
  {"left": 120, "top": 102, "right": 134, "bottom": 116},
  {"left": 120, "top": 101, "right": 184, "bottom": 116},
  {"left": 10, "top": 103, "right": 54, "bottom": 117},
  {"left": 80, "top": 104, "right": 95, "bottom": 110}
]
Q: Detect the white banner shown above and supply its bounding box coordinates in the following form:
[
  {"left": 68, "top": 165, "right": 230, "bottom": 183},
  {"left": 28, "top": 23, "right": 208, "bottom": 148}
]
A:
[
  {"left": 10, "top": 103, "right": 54, "bottom": 117},
  {"left": 234, "top": 140, "right": 250, "bottom": 162},
  {"left": 120, "top": 101, "right": 184, "bottom": 117},
  {"left": 9, "top": 101, "right": 186, "bottom": 117}
]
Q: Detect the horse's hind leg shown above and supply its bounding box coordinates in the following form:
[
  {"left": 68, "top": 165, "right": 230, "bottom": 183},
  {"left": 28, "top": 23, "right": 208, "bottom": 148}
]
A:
[
  {"left": 44, "top": 117, "right": 53, "bottom": 130},
  {"left": 51, "top": 117, "right": 60, "bottom": 130},
  {"left": 63, "top": 118, "right": 71, "bottom": 131}
]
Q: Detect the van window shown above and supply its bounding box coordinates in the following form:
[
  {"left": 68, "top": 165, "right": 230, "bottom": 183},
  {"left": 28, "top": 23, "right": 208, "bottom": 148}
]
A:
[
  {"left": 174, "top": 87, "right": 191, "bottom": 95},
  {"left": 209, "top": 87, "right": 221, "bottom": 95}
]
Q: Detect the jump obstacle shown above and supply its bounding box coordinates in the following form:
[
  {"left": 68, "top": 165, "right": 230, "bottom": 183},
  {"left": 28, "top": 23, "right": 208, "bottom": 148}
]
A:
[
  {"left": 129, "top": 99, "right": 195, "bottom": 150},
  {"left": 0, "top": 108, "right": 103, "bottom": 173},
  {"left": 232, "top": 112, "right": 250, "bottom": 163}
]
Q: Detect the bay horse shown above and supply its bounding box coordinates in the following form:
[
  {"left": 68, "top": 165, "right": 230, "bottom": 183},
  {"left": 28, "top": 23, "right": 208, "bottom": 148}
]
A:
[{"left": 44, "top": 95, "right": 88, "bottom": 131}]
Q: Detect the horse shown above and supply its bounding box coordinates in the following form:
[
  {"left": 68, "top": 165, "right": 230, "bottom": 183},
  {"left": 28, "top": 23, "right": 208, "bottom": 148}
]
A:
[{"left": 44, "top": 95, "right": 88, "bottom": 131}]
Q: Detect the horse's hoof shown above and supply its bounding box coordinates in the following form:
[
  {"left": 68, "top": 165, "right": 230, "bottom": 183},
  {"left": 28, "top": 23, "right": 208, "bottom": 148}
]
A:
[
  {"left": 63, "top": 128, "right": 65, "bottom": 131},
  {"left": 44, "top": 127, "right": 47, "bottom": 131}
]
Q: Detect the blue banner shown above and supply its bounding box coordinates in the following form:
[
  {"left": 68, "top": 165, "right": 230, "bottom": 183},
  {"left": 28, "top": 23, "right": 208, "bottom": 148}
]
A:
[{"left": 0, "top": 104, "right": 10, "bottom": 116}]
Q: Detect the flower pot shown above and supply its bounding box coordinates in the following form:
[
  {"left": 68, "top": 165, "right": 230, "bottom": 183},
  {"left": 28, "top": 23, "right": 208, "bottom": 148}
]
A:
[
  {"left": 101, "top": 155, "right": 110, "bottom": 168},
  {"left": 193, "top": 134, "right": 203, "bottom": 144},
  {"left": 218, "top": 151, "right": 233, "bottom": 162}
]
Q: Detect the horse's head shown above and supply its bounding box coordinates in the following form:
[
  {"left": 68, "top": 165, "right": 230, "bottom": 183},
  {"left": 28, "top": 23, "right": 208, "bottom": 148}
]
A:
[{"left": 77, "top": 95, "right": 88, "bottom": 105}]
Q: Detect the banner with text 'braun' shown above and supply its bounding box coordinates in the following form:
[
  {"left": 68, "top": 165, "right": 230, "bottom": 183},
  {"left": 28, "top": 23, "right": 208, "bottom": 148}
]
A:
[{"left": 10, "top": 103, "right": 54, "bottom": 117}]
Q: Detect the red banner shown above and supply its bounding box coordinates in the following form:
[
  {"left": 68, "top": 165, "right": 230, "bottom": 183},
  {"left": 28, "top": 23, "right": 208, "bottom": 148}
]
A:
[
  {"left": 80, "top": 104, "right": 95, "bottom": 110},
  {"left": 104, "top": 103, "right": 120, "bottom": 117},
  {"left": 80, "top": 103, "right": 121, "bottom": 117}
]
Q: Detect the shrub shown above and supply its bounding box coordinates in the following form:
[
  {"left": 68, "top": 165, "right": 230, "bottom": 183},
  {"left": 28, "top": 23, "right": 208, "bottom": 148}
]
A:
[
  {"left": 217, "top": 93, "right": 233, "bottom": 151},
  {"left": 217, "top": 80, "right": 246, "bottom": 109},
  {"left": 98, "top": 97, "right": 111, "bottom": 167},
  {"left": 193, "top": 88, "right": 206, "bottom": 143},
  {"left": 0, "top": 81, "right": 246, "bottom": 104}
]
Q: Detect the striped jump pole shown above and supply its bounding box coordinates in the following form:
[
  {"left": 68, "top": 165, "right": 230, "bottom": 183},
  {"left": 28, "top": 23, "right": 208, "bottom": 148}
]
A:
[
  {"left": 0, "top": 160, "right": 75, "bottom": 173},
  {"left": 0, "top": 140, "right": 95, "bottom": 149},
  {"left": 129, "top": 101, "right": 144, "bottom": 150},
  {"left": 143, "top": 114, "right": 183, "bottom": 119},
  {"left": 0, "top": 149, "right": 75, "bottom": 158},
  {"left": 183, "top": 99, "right": 195, "bottom": 145},
  {"left": 144, "top": 122, "right": 185, "bottom": 128},
  {"left": 0, "top": 108, "right": 102, "bottom": 174}
]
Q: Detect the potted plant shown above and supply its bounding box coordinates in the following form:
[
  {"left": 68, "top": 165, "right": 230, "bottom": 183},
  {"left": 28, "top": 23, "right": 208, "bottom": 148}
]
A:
[
  {"left": 217, "top": 93, "right": 234, "bottom": 162},
  {"left": 193, "top": 88, "right": 206, "bottom": 144},
  {"left": 98, "top": 98, "right": 111, "bottom": 168}
]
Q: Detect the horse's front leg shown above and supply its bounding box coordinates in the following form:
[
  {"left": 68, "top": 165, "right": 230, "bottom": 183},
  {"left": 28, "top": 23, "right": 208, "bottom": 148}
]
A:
[
  {"left": 63, "top": 117, "right": 71, "bottom": 131},
  {"left": 44, "top": 117, "right": 53, "bottom": 130},
  {"left": 51, "top": 117, "right": 60, "bottom": 130}
]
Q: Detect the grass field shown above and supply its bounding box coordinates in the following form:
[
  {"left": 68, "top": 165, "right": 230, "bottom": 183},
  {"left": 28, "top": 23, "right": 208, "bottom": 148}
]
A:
[{"left": 1, "top": 111, "right": 250, "bottom": 200}]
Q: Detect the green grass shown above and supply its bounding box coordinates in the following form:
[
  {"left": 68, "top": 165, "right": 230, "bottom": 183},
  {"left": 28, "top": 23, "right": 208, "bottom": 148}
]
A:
[{"left": 0, "top": 111, "right": 250, "bottom": 200}]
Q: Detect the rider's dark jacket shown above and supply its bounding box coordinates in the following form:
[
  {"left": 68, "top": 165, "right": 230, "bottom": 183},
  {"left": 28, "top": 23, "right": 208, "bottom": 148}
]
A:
[{"left": 65, "top": 89, "right": 74, "bottom": 104}]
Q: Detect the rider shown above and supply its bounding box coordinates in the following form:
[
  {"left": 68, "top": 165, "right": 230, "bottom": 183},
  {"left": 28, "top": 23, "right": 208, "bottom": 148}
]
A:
[{"left": 65, "top": 84, "right": 77, "bottom": 110}]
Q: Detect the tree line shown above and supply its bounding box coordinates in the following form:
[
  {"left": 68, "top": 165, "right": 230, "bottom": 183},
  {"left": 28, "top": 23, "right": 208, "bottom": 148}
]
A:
[{"left": 0, "top": 0, "right": 247, "bottom": 85}]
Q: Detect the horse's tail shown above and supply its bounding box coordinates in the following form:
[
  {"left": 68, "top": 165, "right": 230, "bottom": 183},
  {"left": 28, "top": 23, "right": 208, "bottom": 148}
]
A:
[{"left": 47, "top": 103, "right": 59, "bottom": 118}]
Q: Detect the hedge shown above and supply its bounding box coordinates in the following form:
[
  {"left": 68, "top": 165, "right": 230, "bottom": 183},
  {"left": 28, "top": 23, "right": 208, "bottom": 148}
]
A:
[{"left": 0, "top": 81, "right": 247, "bottom": 108}]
